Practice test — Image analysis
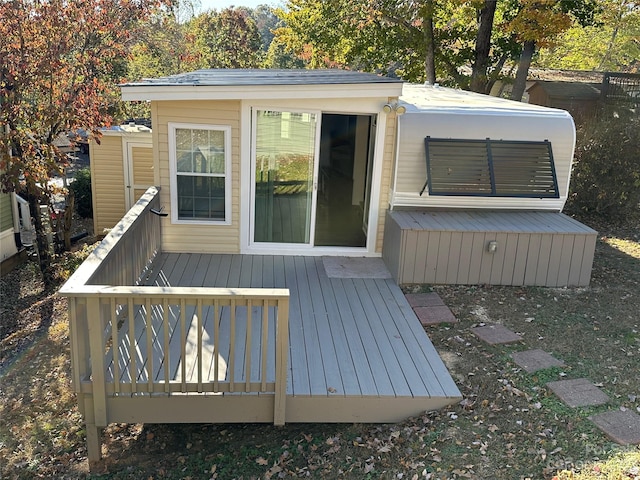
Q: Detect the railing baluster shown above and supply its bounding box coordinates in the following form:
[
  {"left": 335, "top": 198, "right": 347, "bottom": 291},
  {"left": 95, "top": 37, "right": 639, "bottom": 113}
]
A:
[
  {"left": 163, "top": 298, "right": 170, "bottom": 393},
  {"left": 261, "top": 300, "right": 269, "bottom": 392},
  {"left": 197, "top": 299, "right": 203, "bottom": 392},
  {"left": 146, "top": 298, "right": 153, "bottom": 392},
  {"left": 245, "top": 300, "right": 252, "bottom": 392},
  {"left": 229, "top": 299, "right": 236, "bottom": 392},
  {"left": 274, "top": 297, "right": 289, "bottom": 426},
  {"left": 180, "top": 299, "right": 186, "bottom": 393},
  {"left": 213, "top": 299, "right": 220, "bottom": 392},
  {"left": 128, "top": 298, "right": 137, "bottom": 394},
  {"left": 111, "top": 298, "right": 120, "bottom": 393}
]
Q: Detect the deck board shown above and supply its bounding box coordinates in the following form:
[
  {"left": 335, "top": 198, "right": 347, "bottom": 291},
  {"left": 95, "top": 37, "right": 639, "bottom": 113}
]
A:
[{"left": 106, "top": 254, "right": 461, "bottom": 411}]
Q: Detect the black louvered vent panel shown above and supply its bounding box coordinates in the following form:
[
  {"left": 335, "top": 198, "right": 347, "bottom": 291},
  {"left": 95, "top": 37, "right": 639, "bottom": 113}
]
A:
[{"left": 422, "top": 137, "right": 559, "bottom": 198}]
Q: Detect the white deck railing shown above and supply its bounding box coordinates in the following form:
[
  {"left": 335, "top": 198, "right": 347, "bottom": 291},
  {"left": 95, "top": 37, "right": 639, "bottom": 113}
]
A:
[{"left": 59, "top": 187, "right": 290, "bottom": 462}]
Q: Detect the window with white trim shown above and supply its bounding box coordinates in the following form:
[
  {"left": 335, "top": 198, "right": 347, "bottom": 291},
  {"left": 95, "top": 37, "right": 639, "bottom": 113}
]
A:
[{"left": 169, "top": 123, "right": 232, "bottom": 224}]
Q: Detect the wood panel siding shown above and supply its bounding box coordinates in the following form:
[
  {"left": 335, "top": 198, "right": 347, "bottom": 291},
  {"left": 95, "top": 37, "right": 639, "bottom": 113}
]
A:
[
  {"left": 383, "top": 210, "right": 597, "bottom": 287},
  {"left": 154, "top": 100, "right": 241, "bottom": 254},
  {"left": 90, "top": 136, "right": 126, "bottom": 235}
]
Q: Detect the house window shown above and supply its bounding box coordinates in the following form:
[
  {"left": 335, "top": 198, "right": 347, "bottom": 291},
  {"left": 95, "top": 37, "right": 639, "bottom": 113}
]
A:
[
  {"left": 421, "top": 137, "right": 559, "bottom": 198},
  {"left": 169, "top": 123, "right": 232, "bottom": 224}
]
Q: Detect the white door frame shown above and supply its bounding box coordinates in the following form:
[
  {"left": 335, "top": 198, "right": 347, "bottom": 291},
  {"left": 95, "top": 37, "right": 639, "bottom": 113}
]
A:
[
  {"left": 240, "top": 100, "right": 388, "bottom": 256},
  {"left": 248, "top": 107, "right": 322, "bottom": 250}
]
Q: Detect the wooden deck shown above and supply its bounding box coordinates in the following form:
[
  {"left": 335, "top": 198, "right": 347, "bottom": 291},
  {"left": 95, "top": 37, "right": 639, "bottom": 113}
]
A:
[{"left": 124, "top": 253, "right": 461, "bottom": 422}]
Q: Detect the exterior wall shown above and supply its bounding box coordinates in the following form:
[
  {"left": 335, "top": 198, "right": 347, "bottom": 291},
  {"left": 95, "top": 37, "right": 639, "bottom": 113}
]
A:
[
  {"left": 130, "top": 145, "right": 154, "bottom": 203},
  {"left": 383, "top": 210, "right": 597, "bottom": 287},
  {"left": 0, "top": 191, "right": 17, "bottom": 262},
  {"left": 0, "top": 191, "right": 13, "bottom": 232},
  {"left": 91, "top": 131, "right": 153, "bottom": 235},
  {"left": 393, "top": 110, "right": 575, "bottom": 211},
  {"left": 91, "top": 135, "right": 127, "bottom": 235},
  {"left": 154, "top": 100, "right": 241, "bottom": 253},
  {"left": 375, "top": 111, "right": 398, "bottom": 253}
]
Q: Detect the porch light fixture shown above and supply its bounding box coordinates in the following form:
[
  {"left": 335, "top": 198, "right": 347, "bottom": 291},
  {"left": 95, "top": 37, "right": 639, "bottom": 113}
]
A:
[
  {"left": 487, "top": 240, "right": 498, "bottom": 253},
  {"left": 383, "top": 102, "right": 407, "bottom": 115}
]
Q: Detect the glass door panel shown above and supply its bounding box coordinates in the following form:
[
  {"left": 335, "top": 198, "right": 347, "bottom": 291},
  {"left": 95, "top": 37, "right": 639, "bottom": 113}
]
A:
[{"left": 254, "top": 110, "right": 318, "bottom": 244}]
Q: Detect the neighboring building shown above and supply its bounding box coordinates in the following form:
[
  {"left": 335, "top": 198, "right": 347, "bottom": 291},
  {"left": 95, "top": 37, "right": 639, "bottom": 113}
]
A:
[
  {"left": 0, "top": 191, "right": 18, "bottom": 263},
  {"left": 526, "top": 80, "right": 601, "bottom": 119},
  {"left": 89, "top": 124, "right": 153, "bottom": 235}
]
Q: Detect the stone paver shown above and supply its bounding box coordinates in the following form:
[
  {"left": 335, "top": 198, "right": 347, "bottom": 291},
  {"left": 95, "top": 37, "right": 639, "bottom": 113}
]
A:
[
  {"left": 590, "top": 410, "right": 640, "bottom": 445},
  {"left": 546, "top": 378, "right": 609, "bottom": 408},
  {"left": 471, "top": 324, "right": 522, "bottom": 345},
  {"left": 405, "top": 292, "right": 445, "bottom": 308},
  {"left": 414, "top": 305, "right": 458, "bottom": 326},
  {"left": 511, "top": 349, "right": 565, "bottom": 373}
]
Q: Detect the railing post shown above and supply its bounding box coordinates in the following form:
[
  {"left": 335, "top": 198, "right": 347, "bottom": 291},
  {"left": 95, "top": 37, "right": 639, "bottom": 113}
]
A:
[
  {"left": 87, "top": 297, "right": 108, "bottom": 427},
  {"left": 273, "top": 297, "right": 289, "bottom": 426}
]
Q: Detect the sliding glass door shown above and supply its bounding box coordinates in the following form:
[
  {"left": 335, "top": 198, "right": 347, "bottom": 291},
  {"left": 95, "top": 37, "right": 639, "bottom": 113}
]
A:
[{"left": 253, "top": 110, "right": 318, "bottom": 244}]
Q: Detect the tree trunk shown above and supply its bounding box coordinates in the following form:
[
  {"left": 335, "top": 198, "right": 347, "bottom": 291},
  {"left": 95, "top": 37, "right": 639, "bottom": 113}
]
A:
[
  {"left": 27, "top": 192, "right": 54, "bottom": 289},
  {"left": 422, "top": 0, "right": 436, "bottom": 84},
  {"left": 63, "top": 190, "right": 75, "bottom": 252},
  {"left": 511, "top": 39, "right": 536, "bottom": 102},
  {"left": 470, "top": 0, "right": 497, "bottom": 93}
]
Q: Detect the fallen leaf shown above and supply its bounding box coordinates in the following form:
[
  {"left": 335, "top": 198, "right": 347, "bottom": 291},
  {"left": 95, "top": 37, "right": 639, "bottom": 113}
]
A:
[{"left": 256, "top": 457, "right": 268, "bottom": 466}]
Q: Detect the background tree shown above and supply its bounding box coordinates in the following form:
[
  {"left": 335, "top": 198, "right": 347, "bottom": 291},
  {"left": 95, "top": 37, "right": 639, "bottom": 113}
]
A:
[
  {"left": 276, "top": 0, "right": 525, "bottom": 92},
  {"left": 535, "top": 0, "right": 640, "bottom": 72},
  {"left": 507, "top": 0, "right": 601, "bottom": 101},
  {"left": 186, "top": 7, "right": 264, "bottom": 68},
  {"left": 0, "top": 0, "right": 165, "bottom": 288}
]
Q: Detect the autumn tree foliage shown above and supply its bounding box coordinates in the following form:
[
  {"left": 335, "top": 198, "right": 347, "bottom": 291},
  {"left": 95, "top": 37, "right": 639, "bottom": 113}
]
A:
[
  {"left": 276, "top": 0, "right": 520, "bottom": 93},
  {"left": 0, "top": 0, "right": 166, "bottom": 287},
  {"left": 506, "top": 0, "right": 601, "bottom": 101},
  {"left": 186, "top": 7, "right": 264, "bottom": 69}
]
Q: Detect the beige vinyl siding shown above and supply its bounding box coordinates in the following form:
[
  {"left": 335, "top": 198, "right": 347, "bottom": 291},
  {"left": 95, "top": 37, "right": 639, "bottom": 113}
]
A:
[
  {"left": 394, "top": 111, "right": 574, "bottom": 210},
  {"left": 131, "top": 146, "right": 154, "bottom": 202},
  {"left": 154, "top": 100, "right": 241, "bottom": 254},
  {"left": 91, "top": 136, "right": 126, "bottom": 234},
  {"left": 0, "top": 191, "right": 13, "bottom": 232},
  {"left": 375, "top": 112, "right": 398, "bottom": 253}
]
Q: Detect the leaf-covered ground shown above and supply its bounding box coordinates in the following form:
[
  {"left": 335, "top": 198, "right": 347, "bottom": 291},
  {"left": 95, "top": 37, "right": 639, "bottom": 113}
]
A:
[{"left": 1, "top": 221, "right": 639, "bottom": 479}]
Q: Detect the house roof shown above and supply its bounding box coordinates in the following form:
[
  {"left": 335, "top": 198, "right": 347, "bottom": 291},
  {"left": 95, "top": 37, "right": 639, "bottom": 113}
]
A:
[
  {"left": 527, "top": 81, "right": 601, "bottom": 100},
  {"left": 400, "top": 84, "right": 571, "bottom": 118},
  {"left": 121, "top": 69, "right": 404, "bottom": 101}
]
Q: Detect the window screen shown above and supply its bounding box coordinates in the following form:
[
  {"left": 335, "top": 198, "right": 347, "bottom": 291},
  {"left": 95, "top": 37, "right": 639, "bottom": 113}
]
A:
[{"left": 421, "top": 137, "right": 559, "bottom": 198}]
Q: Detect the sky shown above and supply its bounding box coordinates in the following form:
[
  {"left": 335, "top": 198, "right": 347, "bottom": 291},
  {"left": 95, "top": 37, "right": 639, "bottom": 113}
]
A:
[{"left": 197, "top": 0, "right": 283, "bottom": 12}]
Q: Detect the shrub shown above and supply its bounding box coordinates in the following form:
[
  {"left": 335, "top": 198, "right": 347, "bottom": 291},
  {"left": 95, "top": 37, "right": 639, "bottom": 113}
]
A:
[
  {"left": 69, "top": 168, "right": 93, "bottom": 218},
  {"left": 566, "top": 109, "right": 640, "bottom": 223}
]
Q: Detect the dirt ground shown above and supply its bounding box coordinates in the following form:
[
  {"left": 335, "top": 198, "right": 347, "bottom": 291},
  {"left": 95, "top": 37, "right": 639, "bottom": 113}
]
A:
[{"left": 0, "top": 219, "right": 638, "bottom": 479}]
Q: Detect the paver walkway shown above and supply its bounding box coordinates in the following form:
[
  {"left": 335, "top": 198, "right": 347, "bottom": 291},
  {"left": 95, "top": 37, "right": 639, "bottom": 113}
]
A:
[
  {"left": 471, "top": 324, "right": 522, "bottom": 344},
  {"left": 546, "top": 378, "right": 610, "bottom": 408},
  {"left": 590, "top": 410, "right": 640, "bottom": 445},
  {"left": 511, "top": 349, "right": 564, "bottom": 373},
  {"left": 428, "top": 298, "right": 640, "bottom": 446},
  {"left": 405, "top": 292, "right": 458, "bottom": 326}
]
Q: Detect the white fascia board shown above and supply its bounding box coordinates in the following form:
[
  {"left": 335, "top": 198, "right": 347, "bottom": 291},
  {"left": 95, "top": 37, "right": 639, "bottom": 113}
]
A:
[{"left": 121, "top": 83, "right": 403, "bottom": 102}]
